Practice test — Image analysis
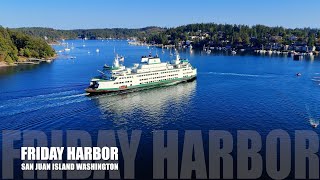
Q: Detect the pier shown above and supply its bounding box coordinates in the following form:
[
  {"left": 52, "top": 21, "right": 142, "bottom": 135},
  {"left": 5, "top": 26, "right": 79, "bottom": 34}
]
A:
[{"left": 14, "top": 58, "right": 54, "bottom": 65}]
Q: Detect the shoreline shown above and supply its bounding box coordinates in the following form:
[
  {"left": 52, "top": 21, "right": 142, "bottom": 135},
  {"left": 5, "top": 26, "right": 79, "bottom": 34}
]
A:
[
  {"left": 0, "top": 54, "right": 58, "bottom": 68},
  {"left": 131, "top": 41, "right": 320, "bottom": 58},
  {"left": 0, "top": 61, "right": 16, "bottom": 68}
]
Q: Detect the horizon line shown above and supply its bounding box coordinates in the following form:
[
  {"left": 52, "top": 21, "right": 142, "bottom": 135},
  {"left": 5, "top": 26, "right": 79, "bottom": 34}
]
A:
[{"left": 3, "top": 22, "right": 320, "bottom": 31}]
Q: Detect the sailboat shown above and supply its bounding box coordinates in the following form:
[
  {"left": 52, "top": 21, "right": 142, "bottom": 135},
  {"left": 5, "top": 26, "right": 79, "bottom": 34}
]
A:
[
  {"left": 306, "top": 46, "right": 314, "bottom": 56},
  {"left": 267, "top": 45, "right": 273, "bottom": 55},
  {"left": 170, "top": 48, "right": 173, "bottom": 56},
  {"left": 259, "top": 45, "right": 266, "bottom": 54},
  {"left": 65, "top": 43, "right": 71, "bottom": 52},
  {"left": 119, "top": 55, "right": 124, "bottom": 62}
]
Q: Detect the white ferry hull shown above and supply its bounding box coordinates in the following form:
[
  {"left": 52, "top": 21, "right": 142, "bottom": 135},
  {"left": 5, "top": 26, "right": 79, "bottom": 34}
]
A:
[
  {"left": 85, "top": 76, "right": 196, "bottom": 94},
  {"left": 86, "top": 54, "right": 197, "bottom": 94}
]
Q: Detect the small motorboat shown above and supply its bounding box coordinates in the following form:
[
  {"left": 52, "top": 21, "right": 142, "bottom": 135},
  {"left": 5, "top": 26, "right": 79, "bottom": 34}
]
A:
[
  {"left": 293, "top": 54, "right": 303, "bottom": 60},
  {"left": 309, "top": 118, "right": 319, "bottom": 128},
  {"left": 296, "top": 73, "right": 302, "bottom": 76}
]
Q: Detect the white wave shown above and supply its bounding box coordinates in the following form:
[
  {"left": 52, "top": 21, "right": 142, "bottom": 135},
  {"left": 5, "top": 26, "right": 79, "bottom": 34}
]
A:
[
  {"left": 0, "top": 96, "right": 89, "bottom": 117},
  {"left": 0, "top": 90, "right": 81, "bottom": 108},
  {"left": 3, "top": 90, "right": 77, "bottom": 103},
  {"left": 202, "top": 72, "right": 273, "bottom": 78},
  {"left": 49, "top": 93, "right": 88, "bottom": 100},
  {"left": 0, "top": 90, "right": 88, "bottom": 116}
]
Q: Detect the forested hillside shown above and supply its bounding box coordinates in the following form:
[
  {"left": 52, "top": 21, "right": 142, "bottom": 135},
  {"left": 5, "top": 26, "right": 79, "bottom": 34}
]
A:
[
  {"left": 13, "top": 27, "right": 165, "bottom": 41},
  {"left": 3, "top": 23, "right": 319, "bottom": 65},
  {"left": 0, "top": 26, "right": 55, "bottom": 64},
  {"left": 146, "top": 23, "right": 320, "bottom": 49}
]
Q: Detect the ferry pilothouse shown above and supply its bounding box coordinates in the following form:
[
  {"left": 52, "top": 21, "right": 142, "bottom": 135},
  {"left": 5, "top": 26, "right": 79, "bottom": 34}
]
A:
[{"left": 85, "top": 54, "right": 197, "bottom": 94}]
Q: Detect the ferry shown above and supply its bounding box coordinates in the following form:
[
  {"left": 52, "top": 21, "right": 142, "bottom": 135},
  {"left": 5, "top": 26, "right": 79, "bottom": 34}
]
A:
[{"left": 85, "top": 54, "right": 197, "bottom": 94}]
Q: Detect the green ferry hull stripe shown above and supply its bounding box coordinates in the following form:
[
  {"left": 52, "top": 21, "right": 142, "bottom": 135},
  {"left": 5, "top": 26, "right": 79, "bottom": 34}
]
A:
[{"left": 86, "top": 54, "right": 197, "bottom": 94}]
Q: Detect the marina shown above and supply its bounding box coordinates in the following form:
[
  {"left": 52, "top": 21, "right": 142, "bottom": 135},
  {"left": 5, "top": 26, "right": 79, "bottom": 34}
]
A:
[{"left": 130, "top": 40, "right": 320, "bottom": 60}]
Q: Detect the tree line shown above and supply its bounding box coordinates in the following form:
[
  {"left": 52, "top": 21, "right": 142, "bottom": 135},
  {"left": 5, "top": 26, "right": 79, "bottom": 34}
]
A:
[
  {"left": 11, "top": 24, "right": 320, "bottom": 49},
  {"left": 12, "top": 27, "right": 165, "bottom": 42},
  {"left": 0, "top": 26, "right": 55, "bottom": 64},
  {"left": 3, "top": 23, "right": 319, "bottom": 64},
  {"left": 145, "top": 23, "right": 320, "bottom": 50}
]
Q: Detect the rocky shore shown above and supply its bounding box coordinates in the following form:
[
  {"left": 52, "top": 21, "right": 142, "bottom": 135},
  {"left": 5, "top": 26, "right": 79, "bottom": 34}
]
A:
[{"left": 0, "top": 54, "right": 58, "bottom": 68}]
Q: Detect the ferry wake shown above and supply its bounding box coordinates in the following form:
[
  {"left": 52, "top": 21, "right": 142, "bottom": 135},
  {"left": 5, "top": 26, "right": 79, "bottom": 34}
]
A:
[{"left": 85, "top": 54, "right": 197, "bottom": 94}]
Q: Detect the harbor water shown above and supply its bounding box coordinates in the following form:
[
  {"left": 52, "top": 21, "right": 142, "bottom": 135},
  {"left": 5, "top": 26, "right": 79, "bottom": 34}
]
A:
[{"left": 1, "top": 40, "right": 320, "bottom": 179}]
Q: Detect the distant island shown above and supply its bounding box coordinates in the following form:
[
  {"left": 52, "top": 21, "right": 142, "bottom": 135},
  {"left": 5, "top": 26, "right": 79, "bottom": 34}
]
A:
[
  {"left": 2, "top": 23, "right": 319, "bottom": 67},
  {"left": 11, "top": 23, "right": 320, "bottom": 54},
  {"left": 144, "top": 23, "right": 320, "bottom": 54},
  {"left": 12, "top": 26, "right": 165, "bottom": 43},
  {"left": 0, "top": 26, "right": 56, "bottom": 67}
]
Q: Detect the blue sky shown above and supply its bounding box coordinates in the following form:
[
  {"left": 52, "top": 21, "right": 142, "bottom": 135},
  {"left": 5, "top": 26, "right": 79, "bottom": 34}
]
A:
[{"left": 1, "top": 0, "right": 319, "bottom": 29}]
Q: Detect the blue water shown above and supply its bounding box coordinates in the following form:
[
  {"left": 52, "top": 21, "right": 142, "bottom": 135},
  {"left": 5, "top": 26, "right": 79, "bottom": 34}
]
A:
[{"left": 1, "top": 40, "right": 320, "bottom": 179}]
